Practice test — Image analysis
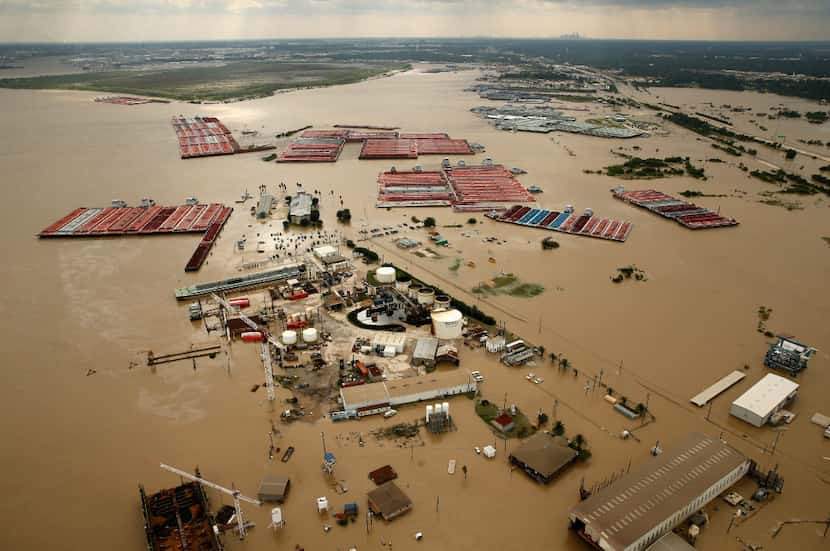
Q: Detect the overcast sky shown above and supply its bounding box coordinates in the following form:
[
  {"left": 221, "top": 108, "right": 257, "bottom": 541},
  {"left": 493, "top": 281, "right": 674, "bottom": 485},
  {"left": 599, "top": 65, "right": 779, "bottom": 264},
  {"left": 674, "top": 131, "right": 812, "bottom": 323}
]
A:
[{"left": 0, "top": 0, "right": 828, "bottom": 42}]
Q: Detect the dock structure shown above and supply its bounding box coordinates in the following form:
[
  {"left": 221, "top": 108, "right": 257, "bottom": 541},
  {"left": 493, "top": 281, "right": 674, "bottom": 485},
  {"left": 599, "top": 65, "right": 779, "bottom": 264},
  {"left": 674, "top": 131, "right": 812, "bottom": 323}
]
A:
[
  {"left": 690, "top": 370, "right": 746, "bottom": 407},
  {"left": 38, "top": 203, "right": 231, "bottom": 272},
  {"left": 568, "top": 433, "right": 750, "bottom": 551},
  {"left": 172, "top": 115, "right": 239, "bottom": 159},
  {"left": 174, "top": 263, "right": 306, "bottom": 300},
  {"left": 140, "top": 480, "right": 222, "bottom": 551},
  {"left": 376, "top": 170, "right": 452, "bottom": 207},
  {"left": 487, "top": 204, "right": 632, "bottom": 243},
  {"left": 612, "top": 188, "right": 738, "bottom": 230}
]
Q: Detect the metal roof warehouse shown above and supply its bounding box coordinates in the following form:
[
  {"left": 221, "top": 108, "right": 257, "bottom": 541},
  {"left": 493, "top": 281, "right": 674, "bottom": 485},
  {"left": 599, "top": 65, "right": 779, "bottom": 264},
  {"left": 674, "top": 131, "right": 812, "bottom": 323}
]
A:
[{"left": 568, "top": 433, "right": 750, "bottom": 551}]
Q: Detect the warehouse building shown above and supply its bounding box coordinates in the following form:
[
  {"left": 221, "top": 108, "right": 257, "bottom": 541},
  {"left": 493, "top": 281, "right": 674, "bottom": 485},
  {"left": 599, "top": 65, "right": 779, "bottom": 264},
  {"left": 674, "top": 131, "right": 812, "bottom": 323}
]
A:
[
  {"left": 730, "top": 373, "right": 799, "bottom": 427},
  {"left": 509, "top": 433, "right": 578, "bottom": 484},
  {"left": 568, "top": 433, "right": 750, "bottom": 551},
  {"left": 339, "top": 370, "right": 477, "bottom": 417}
]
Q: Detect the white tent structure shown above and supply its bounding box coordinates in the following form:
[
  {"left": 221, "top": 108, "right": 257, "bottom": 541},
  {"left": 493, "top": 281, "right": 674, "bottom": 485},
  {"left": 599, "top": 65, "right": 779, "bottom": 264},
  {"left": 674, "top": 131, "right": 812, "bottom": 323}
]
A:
[{"left": 483, "top": 445, "right": 497, "bottom": 458}]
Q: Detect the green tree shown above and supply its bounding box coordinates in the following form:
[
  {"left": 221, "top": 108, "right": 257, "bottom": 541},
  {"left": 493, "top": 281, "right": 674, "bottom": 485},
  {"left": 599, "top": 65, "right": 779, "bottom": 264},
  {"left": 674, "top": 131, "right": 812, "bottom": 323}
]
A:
[
  {"left": 467, "top": 217, "right": 477, "bottom": 224},
  {"left": 560, "top": 358, "right": 571, "bottom": 372},
  {"left": 423, "top": 217, "right": 436, "bottom": 228},
  {"left": 552, "top": 421, "right": 565, "bottom": 436}
]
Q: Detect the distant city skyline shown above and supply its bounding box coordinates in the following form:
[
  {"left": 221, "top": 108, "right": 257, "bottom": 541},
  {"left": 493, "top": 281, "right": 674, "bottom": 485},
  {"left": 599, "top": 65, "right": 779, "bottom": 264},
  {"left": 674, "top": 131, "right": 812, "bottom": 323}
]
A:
[{"left": 0, "top": 1, "right": 829, "bottom": 42}]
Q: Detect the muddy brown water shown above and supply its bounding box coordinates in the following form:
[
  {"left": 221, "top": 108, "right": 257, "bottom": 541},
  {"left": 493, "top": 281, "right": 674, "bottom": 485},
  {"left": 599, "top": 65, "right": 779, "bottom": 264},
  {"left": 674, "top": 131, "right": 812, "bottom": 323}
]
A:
[{"left": 0, "top": 66, "right": 828, "bottom": 551}]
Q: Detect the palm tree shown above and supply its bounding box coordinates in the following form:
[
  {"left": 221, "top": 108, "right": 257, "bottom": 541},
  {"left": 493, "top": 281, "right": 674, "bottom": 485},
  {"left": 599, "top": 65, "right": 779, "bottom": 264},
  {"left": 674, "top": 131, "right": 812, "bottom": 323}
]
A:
[{"left": 560, "top": 358, "right": 571, "bottom": 372}]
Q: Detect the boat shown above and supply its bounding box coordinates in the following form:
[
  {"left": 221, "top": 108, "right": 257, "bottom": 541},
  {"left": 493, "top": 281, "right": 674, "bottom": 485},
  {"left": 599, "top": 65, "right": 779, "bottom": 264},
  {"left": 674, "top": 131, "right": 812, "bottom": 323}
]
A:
[
  {"left": 383, "top": 409, "right": 397, "bottom": 418},
  {"left": 448, "top": 459, "right": 457, "bottom": 475},
  {"left": 527, "top": 185, "right": 543, "bottom": 193},
  {"left": 281, "top": 446, "right": 295, "bottom": 462}
]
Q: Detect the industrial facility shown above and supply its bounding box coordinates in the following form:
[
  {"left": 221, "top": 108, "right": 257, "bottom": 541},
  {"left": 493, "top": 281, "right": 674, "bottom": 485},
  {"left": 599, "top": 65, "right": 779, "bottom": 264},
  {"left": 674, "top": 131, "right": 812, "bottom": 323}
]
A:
[
  {"left": 338, "top": 369, "right": 477, "bottom": 417},
  {"left": 730, "top": 373, "right": 799, "bottom": 427},
  {"left": 568, "top": 433, "right": 750, "bottom": 551},
  {"left": 763, "top": 336, "right": 815, "bottom": 375}
]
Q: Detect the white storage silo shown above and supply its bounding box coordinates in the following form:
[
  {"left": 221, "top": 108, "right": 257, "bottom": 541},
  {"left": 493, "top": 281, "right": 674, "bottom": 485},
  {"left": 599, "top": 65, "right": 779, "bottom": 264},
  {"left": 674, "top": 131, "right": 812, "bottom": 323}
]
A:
[
  {"left": 426, "top": 405, "right": 433, "bottom": 422},
  {"left": 431, "top": 309, "right": 464, "bottom": 339},
  {"left": 375, "top": 266, "right": 396, "bottom": 284},
  {"left": 434, "top": 294, "right": 451, "bottom": 310},
  {"left": 302, "top": 327, "right": 318, "bottom": 343},
  {"left": 434, "top": 403, "right": 442, "bottom": 415},
  {"left": 418, "top": 287, "right": 435, "bottom": 306},
  {"left": 408, "top": 285, "right": 421, "bottom": 299},
  {"left": 442, "top": 402, "right": 450, "bottom": 417},
  {"left": 281, "top": 330, "right": 298, "bottom": 345},
  {"left": 395, "top": 278, "right": 411, "bottom": 293}
]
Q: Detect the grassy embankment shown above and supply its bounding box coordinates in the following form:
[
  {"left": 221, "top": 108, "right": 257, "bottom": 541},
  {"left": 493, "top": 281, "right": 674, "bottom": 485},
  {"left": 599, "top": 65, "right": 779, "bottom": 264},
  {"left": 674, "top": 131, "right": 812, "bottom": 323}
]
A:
[{"left": 0, "top": 61, "right": 410, "bottom": 101}]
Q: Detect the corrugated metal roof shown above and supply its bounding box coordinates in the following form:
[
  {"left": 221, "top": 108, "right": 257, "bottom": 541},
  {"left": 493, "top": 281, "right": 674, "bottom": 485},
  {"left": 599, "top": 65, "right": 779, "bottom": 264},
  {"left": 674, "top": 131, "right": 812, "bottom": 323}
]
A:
[{"left": 569, "top": 433, "right": 747, "bottom": 550}]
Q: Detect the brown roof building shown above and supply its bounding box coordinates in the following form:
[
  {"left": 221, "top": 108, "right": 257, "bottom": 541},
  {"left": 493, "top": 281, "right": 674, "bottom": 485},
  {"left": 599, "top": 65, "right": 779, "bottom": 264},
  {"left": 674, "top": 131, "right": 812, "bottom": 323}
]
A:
[
  {"left": 509, "top": 433, "right": 578, "bottom": 484},
  {"left": 367, "top": 481, "right": 413, "bottom": 520},
  {"left": 568, "top": 433, "right": 750, "bottom": 551}
]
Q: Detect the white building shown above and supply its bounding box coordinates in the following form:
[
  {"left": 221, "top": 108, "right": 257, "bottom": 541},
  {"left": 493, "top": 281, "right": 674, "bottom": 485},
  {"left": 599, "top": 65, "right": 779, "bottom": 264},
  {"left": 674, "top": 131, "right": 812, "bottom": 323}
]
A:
[
  {"left": 340, "top": 370, "right": 477, "bottom": 417},
  {"left": 568, "top": 433, "right": 750, "bottom": 551},
  {"left": 730, "top": 373, "right": 799, "bottom": 427}
]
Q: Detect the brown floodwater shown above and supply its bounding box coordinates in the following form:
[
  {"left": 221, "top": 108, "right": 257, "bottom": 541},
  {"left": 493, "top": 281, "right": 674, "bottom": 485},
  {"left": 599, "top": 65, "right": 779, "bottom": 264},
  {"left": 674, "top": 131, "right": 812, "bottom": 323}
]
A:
[{"left": 0, "top": 65, "right": 828, "bottom": 551}]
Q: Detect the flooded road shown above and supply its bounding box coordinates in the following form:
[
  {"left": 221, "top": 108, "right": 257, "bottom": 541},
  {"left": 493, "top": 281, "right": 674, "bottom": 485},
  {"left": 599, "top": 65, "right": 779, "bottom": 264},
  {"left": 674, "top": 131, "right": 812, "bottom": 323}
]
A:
[{"left": 0, "top": 66, "right": 828, "bottom": 551}]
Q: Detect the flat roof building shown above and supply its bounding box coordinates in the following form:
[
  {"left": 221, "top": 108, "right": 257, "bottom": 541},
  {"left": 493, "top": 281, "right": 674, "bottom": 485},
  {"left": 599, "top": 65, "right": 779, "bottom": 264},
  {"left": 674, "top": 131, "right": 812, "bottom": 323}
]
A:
[
  {"left": 509, "top": 433, "right": 578, "bottom": 484},
  {"left": 730, "top": 373, "right": 799, "bottom": 427},
  {"left": 340, "top": 370, "right": 476, "bottom": 416},
  {"left": 257, "top": 474, "right": 290, "bottom": 503},
  {"left": 367, "top": 481, "right": 413, "bottom": 520},
  {"left": 413, "top": 337, "right": 439, "bottom": 367},
  {"left": 568, "top": 433, "right": 750, "bottom": 551},
  {"left": 289, "top": 192, "right": 313, "bottom": 224}
]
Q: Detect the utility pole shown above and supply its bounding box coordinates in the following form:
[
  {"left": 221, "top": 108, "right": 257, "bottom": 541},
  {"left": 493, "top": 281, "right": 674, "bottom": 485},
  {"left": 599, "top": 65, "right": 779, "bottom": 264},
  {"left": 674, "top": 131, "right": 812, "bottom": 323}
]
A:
[
  {"left": 771, "top": 431, "right": 783, "bottom": 454},
  {"left": 706, "top": 400, "right": 713, "bottom": 421},
  {"left": 553, "top": 399, "right": 558, "bottom": 421}
]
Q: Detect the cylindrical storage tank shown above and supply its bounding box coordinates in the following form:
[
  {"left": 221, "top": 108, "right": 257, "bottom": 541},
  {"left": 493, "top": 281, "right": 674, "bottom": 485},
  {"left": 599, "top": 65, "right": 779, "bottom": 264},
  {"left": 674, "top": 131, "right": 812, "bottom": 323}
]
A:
[
  {"left": 431, "top": 309, "right": 464, "bottom": 339},
  {"left": 434, "top": 403, "right": 442, "bottom": 415},
  {"left": 281, "top": 330, "right": 298, "bottom": 345},
  {"left": 395, "top": 278, "right": 411, "bottom": 293},
  {"left": 434, "top": 294, "right": 451, "bottom": 310},
  {"left": 417, "top": 287, "right": 435, "bottom": 306},
  {"left": 426, "top": 405, "right": 433, "bottom": 422},
  {"left": 442, "top": 402, "right": 450, "bottom": 417},
  {"left": 241, "top": 331, "right": 263, "bottom": 342},
  {"left": 229, "top": 297, "right": 250, "bottom": 308},
  {"left": 305, "top": 307, "right": 315, "bottom": 320},
  {"left": 298, "top": 312, "right": 306, "bottom": 322},
  {"left": 302, "top": 328, "right": 319, "bottom": 343},
  {"left": 375, "top": 266, "right": 396, "bottom": 284},
  {"left": 408, "top": 284, "right": 421, "bottom": 299}
]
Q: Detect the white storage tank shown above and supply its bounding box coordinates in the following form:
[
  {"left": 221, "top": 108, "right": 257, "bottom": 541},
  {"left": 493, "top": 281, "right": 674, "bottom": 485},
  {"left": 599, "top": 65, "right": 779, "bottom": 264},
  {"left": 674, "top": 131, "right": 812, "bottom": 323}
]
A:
[
  {"left": 375, "top": 266, "right": 396, "bottom": 284},
  {"left": 408, "top": 285, "right": 421, "bottom": 299},
  {"left": 426, "top": 405, "right": 434, "bottom": 422},
  {"left": 434, "top": 294, "right": 451, "bottom": 310},
  {"left": 305, "top": 306, "right": 315, "bottom": 320},
  {"left": 418, "top": 287, "right": 435, "bottom": 306},
  {"left": 395, "top": 278, "right": 411, "bottom": 293},
  {"left": 302, "top": 327, "right": 319, "bottom": 343},
  {"left": 281, "top": 330, "right": 298, "bottom": 345},
  {"left": 434, "top": 403, "right": 442, "bottom": 415},
  {"left": 442, "top": 402, "right": 450, "bottom": 417},
  {"left": 431, "top": 309, "right": 464, "bottom": 339}
]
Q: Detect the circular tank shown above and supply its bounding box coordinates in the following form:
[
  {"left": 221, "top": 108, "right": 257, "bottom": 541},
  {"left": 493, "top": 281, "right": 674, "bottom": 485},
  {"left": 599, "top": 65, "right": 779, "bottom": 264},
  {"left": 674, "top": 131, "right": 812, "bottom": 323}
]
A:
[
  {"left": 375, "top": 266, "right": 396, "bottom": 284},
  {"left": 426, "top": 404, "right": 434, "bottom": 422},
  {"left": 431, "top": 309, "right": 464, "bottom": 339},
  {"left": 417, "top": 287, "right": 435, "bottom": 306},
  {"left": 408, "top": 284, "right": 421, "bottom": 299},
  {"left": 281, "top": 330, "right": 298, "bottom": 345},
  {"left": 302, "top": 328, "right": 319, "bottom": 343},
  {"left": 395, "top": 278, "right": 411, "bottom": 293},
  {"left": 434, "top": 294, "right": 451, "bottom": 309}
]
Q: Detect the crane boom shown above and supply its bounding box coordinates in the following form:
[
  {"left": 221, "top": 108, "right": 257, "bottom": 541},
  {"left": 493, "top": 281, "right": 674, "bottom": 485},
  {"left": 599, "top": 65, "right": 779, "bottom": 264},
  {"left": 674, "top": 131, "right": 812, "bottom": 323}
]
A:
[
  {"left": 159, "top": 463, "right": 261, "bottom": 505},
  {"left": 211, "top": 292, "right": 280, "bottom": 401}
]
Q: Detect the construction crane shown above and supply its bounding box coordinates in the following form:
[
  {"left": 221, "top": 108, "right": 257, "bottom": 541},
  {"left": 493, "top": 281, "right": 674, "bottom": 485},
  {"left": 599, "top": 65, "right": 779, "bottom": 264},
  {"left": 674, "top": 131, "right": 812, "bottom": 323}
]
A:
[
  {"left": 160, "top": 463, "right": 261, "bottom": 540},
  {"left": 212, "top": 292, "right": 282, "bottom": 402}
]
